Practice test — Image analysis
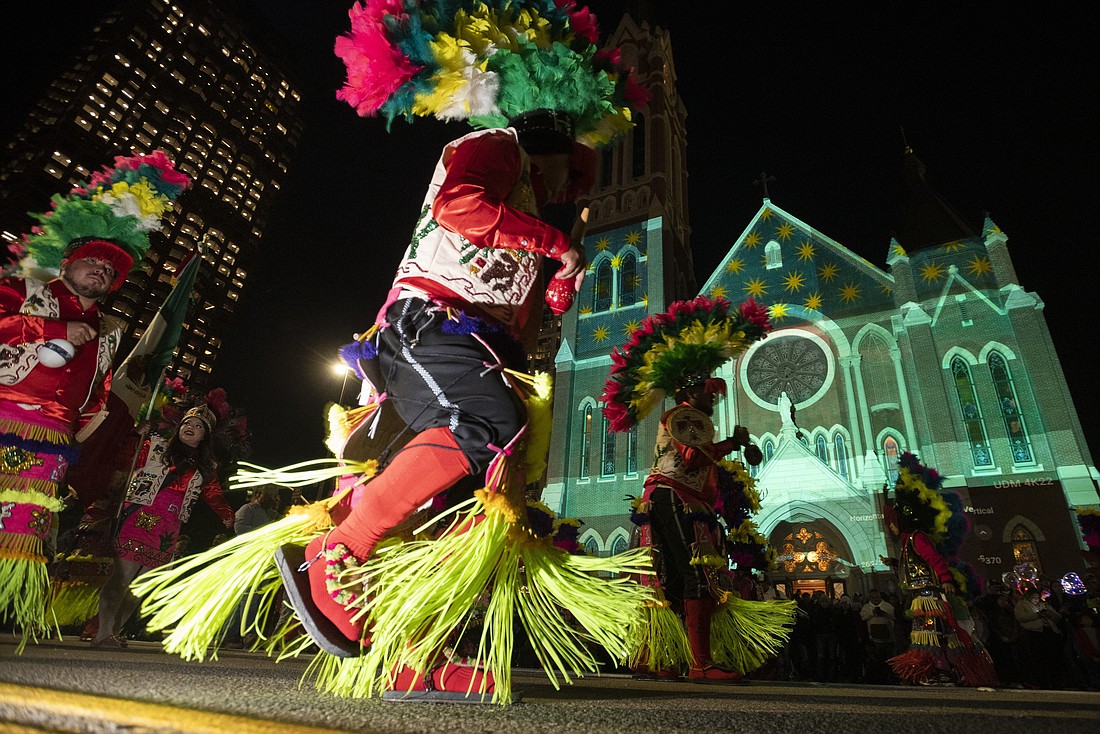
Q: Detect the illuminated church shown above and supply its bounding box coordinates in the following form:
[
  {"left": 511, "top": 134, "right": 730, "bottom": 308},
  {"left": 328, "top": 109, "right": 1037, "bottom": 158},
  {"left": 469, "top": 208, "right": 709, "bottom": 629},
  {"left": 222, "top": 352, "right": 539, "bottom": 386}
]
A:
[{"left": 542, "top": 14, "right": 1098, "bottom": 598}]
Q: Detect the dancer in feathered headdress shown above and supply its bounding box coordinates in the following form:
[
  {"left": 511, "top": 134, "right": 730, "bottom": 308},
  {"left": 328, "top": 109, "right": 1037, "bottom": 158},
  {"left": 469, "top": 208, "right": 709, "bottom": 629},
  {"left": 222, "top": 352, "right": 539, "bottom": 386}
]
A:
[
  {"left": 607, "top": 296, "right": 795, "bottom": 682},
  {"left": 131, "top": 1, "right": 651, "bottom": 705},
  {"left": 882, "top": 452, "right": 997, "bottom": 686},
  {"left": 0, "top": 150, "right": 190, "bottom": 646}
]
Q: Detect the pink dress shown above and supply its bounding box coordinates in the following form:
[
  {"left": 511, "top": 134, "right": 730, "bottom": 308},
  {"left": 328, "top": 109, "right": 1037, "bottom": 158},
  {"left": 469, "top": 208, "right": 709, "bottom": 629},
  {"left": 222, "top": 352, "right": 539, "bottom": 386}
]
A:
[{"left": 114, "top": 438, "right": 233, "bottom": 568}]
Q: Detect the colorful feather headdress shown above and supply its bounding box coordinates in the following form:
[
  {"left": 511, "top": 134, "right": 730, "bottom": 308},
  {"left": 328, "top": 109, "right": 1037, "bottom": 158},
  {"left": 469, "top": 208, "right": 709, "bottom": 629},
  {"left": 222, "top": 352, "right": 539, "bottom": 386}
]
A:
[
  {"left": 7, "top": 150, "right": 191, "bottom": 287},
  {"left": 335, "top": 0, "right": 649, "bottom": 146},
  {"left": 600, "top": 296, "right": 772, "bottom": 432},
  {"left": 891, "top": 452, "right": 952, "bottom": 543}
]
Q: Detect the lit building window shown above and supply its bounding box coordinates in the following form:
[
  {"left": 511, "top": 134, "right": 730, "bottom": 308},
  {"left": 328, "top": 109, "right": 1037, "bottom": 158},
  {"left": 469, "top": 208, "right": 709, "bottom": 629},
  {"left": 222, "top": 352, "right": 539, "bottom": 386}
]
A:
[
  {"left": 989, "top": 352, "right": 1033, "bottom": 464},
  {"left": 1010, "top": 524, "right": 1042, "bottom": 574},
  {"left": 951, "top": 356, "right": 993, "bottom": 467},
  {"left": 815, "top": 435, "right": 828, "bottom": 464}
]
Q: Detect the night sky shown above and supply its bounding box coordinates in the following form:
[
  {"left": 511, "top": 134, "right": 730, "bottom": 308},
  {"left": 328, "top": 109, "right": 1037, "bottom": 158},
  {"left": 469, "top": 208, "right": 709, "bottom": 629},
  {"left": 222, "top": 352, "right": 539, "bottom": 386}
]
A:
[{"left": 3, "top": 1, "right": 1097, "bottom": 470}]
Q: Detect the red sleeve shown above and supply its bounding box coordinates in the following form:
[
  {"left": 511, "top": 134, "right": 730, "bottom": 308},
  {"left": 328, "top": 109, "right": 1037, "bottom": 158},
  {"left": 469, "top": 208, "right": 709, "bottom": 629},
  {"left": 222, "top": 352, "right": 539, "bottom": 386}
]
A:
[
  {"left": 0, "top": 278, "right": 68, "bottom": 344},
  {"left": 201, "top": 476, "right": 235, "bottom": 529},
  {"left": 432, "top": 133, "right": 571, "bottom": 257},
  {"left": 912, "top": 531, "right": 953, "bottom": 583}
]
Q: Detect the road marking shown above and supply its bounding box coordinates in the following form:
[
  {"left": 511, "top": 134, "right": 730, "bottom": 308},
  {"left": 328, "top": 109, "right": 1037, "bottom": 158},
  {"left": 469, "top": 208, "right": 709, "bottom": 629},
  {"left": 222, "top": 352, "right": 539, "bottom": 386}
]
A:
[{"left": 0, "top": 682, "right": 343, "bottom": 734}]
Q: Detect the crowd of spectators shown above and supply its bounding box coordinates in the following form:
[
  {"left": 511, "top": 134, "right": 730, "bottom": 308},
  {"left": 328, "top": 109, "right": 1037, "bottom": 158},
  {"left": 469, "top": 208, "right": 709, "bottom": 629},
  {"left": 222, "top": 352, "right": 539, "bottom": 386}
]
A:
[{"left": 770, "top": 573, "right": 1100, "bottom": 690}]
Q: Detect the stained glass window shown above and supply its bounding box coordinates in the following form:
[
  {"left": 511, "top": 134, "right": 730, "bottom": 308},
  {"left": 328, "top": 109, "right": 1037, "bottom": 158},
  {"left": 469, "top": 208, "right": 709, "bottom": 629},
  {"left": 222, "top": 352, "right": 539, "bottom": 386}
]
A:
[
  {"left": 989, "top": 352, "right": 1033, "bottom": 464},
  {"left": 579, "top": 406, "right": 592, "bottom": 479},
  {"left": 627, "top": 425, "right": 637, "bottom": 474},
  {"left": 619, "top": 253, "right": 637, "bottom": 307},
  {"left": 834, "top": 434, "right": 849, "bottom": 481},
  {"left": 1011, "top": 524, "right": 1042, "bottom": 574},
  {"left": 951, "top": 357, "right": 993, "bottom": 467},
  {"left": 764, "top": 439, "right": 775, "bottom": 463},
  {"left": 594, "top": 259, "right": 612, "bottom": 312},
  {"left": 883, "top": 436, "right": 900, "bottom": 484},
  {"left": 816, "top": 435, "right": 829, "bottom": 463},
  {"left": 601, "top": 413, "right": 616, "bottom": 477}
]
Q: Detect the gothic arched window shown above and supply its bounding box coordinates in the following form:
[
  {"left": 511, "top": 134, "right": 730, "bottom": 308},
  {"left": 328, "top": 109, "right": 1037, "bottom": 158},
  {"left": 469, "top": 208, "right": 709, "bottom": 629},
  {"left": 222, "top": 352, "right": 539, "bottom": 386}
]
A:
[
  {"left": 834, "top": 434, "right": 849, "bottom": 481},
  {"left": 815, "top": 435, "right": 829, "bottom": 464},
  {"left": 619, "top": 254, "right": 637, "bottom": 307},
  {"left": 594, "top": 259, "right": 613, "bottom": 312},
  {"left": 579, "top": 405, "right": 592, "bottom": 479},
  {"left": 951, "top": 356, "right": 993, "bottom": 467},
  {"left": 989, "top": 352, "right": 1033, "bottom": 464},
  {"left": 1011, "top": 524, "right": 1042, "bottom": 574},
  {"left": 763, "top": 439, "right": 775, "bottom": 463},
  {"left": 765, "top": 240, "right": 783, "bottom": 270},
  {"left": 627, "top": 425, "right": 638, "bottom": 475},
  {"left": 610, "top": 535, "right": 628, "bottom": 556},
  {"left": 883, "top": 436, "right": 900, "bottom": 485},
  {"left": 601, "top": 413, "right": 616, "bottom": 477}
]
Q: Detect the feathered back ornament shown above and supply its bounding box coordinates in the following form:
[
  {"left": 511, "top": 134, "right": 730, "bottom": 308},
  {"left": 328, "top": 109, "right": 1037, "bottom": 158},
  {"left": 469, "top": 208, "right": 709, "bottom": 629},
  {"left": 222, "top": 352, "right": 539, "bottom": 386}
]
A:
[
  {"left": 892, "top": 452, "right": 952, "bottom": 543},
  {"left": 335, "top": 0, "right": 649, "bottom": 146},
  {"left": 7, "top": 150, "right": 191, "bottom": 286},
  {"left": 600, "top": 296, "right": 771, "bottom": 432}
]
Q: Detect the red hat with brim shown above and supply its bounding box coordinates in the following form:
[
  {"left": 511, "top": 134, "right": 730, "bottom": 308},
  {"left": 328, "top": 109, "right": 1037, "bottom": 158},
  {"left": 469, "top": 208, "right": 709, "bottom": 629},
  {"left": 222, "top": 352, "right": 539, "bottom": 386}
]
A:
[{"left": 61, "top": 237, "right": 134, "bottom": 291}]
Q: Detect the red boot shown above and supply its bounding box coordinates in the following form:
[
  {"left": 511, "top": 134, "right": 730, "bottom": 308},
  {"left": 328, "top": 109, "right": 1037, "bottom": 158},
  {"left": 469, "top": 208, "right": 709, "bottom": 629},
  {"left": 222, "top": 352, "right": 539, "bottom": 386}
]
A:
[
  {"left": 685, "top": 597, "right": 744, "bottom": 684},
  {"left": 385, "top": 661, "right": 497, "bottom": 702},
  {"left": 277, "top": 427, "right": 470, "bottom": 656}
]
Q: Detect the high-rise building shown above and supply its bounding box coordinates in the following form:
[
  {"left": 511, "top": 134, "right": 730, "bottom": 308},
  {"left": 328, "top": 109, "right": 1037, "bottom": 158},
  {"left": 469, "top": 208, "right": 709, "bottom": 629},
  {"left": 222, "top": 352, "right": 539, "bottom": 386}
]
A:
[{"left": 0, "top": 0, "right": 304, "bottom": 386}]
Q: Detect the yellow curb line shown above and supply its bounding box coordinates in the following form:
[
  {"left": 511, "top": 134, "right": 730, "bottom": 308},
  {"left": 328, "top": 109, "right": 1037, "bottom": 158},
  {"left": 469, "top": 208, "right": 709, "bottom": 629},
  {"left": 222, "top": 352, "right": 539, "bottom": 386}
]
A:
[{"left": 0, "top": 682, "right": 340, "bottom": 734}]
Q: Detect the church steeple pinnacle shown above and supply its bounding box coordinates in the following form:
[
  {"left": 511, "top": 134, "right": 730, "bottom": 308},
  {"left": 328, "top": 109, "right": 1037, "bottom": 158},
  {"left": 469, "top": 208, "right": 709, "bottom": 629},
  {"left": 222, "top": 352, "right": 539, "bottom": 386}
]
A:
[{"left": 895, "top": 143, "right": 979, "bottom": 251}]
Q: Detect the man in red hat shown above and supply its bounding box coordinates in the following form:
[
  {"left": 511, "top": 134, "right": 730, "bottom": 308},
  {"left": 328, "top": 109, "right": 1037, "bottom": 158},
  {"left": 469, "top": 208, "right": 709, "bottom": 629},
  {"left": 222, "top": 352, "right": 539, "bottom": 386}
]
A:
[{"left": 0, "top": 236, "right": 133, "bottom": 638}]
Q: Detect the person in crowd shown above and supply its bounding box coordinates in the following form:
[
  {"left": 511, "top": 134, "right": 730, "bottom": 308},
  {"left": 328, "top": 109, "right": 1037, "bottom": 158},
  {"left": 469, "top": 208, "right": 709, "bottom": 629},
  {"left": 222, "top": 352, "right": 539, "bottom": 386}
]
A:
[
  {"left": 861, "top": 588, "right": 896, "bottom": 683},
  {"left": 92, "top": 405, "right": 232, "bottom": 646},
  {"left": 835, "top": 594, "right": 866, "bottom": 683},
  {"left": 811, "top": 592, "right": 839, "bottom": 682},
  {"left": 1014, "top": 586, "right": 1064, "bottom": 689},
  {"left": 234, "top": 485, "right": 281, "bottom": 536},
  {"left": 1071, "top": 611, "right": 1100, "bottom": 689}
]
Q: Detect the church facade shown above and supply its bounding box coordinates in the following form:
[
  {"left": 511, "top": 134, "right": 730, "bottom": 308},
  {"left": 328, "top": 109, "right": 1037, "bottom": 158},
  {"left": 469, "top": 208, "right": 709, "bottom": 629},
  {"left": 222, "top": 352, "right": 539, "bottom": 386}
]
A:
[{"left": 542, "top": 17, "right": 1098, "bottom": 598}]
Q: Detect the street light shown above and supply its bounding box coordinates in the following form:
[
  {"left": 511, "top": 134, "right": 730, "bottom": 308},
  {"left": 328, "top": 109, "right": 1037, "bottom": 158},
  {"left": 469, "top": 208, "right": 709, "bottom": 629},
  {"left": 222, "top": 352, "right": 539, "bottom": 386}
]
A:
[{"left": 332, "top": 361, "right": 352, "bottom": 405}]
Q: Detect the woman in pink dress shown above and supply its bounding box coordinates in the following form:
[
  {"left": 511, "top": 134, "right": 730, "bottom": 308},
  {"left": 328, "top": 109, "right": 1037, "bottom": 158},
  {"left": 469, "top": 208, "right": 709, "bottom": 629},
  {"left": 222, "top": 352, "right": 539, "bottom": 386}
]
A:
[{"left": 92, "top": 404, "right": 233, "bottom": 646}]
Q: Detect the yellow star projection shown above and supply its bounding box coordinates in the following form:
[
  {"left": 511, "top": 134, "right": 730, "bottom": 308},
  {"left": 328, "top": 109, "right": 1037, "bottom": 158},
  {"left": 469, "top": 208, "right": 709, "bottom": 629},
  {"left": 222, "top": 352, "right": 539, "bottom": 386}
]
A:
[
  {"left": 797, "top": 240, "right": 815, "bottom": 261},
  {"left": 710, "top": 284, "right": 729, "bottom": 300},
  {"left": 803, "top": 292, "right": 824, "bottom": 311},
  {"left": 625, "top": 230, "right": 642, "bottom": 245},
  {"left": 769, "top": 303, "right": 792, "bottom": 322},
  {"left": 966, "top": 255, "right": 993, "bottom": 277},
  {"left": 783, "top": 271, "right": 806, "bottom": 292},
  {"left": 839, "top": 282, "right": 861, "bottom": 303},
  {"left": 727, "top": 258, "right": 745, "bottom": 274},
  {"left": 776, "top": 223, "right": 796, "bottom": 240},
  {"left": 919, "top": 261, "right": 945, "bottom": 283},
  {"left": 760, "top": 208, "right": 775, "bottom": 221},
  {"left": 624, "top": 319, "right": 640, "bottom": 335},
  {"left": 594, "top": 236, "right": 610, "bottom": 251},
  {"left": 941, "top": 240, "right": 966, "bottom": 253},
  {"left": 592, "top": 325, "right": 610, "bottom": 343},
  {"left": 744, "top": 232, "right": 762, "bottom": 248},
  {"left": 744, "top": 278, "right": 768, "bottom": 298},
  {"left": 818, "top": 262, "right": 839, "bottom": 282}
]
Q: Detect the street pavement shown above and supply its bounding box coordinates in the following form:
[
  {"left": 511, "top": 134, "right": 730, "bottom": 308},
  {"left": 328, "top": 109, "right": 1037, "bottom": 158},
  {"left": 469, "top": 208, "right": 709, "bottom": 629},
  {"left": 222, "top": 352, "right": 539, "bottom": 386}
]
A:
[{"left": 2, "top": 634, "right": 1099, "bottom": 734}]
